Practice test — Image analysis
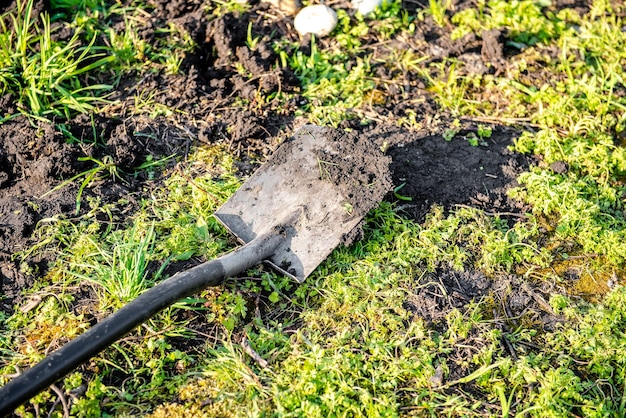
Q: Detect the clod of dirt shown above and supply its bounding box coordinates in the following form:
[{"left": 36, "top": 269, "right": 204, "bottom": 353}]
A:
[
  {"left": 206, "top": 13, "right": 247, "bottom": 65},
  {"left": 0, "top": 119, "right": 83, "bottom": 312},
  {"left": 106, "top": 123, "right": 145, "bottom": 169},
  {"left": 549, "top": 160, "right": 569, "bottom": 174},
  {"left": 0, "top": 117, "right": 76, "bottom": 186},
  {"left": 481, "top": 29, "right": 505, "bottom": 73},
  {"left": 313, "top": 128, "right": 392, "bottom": 227}
]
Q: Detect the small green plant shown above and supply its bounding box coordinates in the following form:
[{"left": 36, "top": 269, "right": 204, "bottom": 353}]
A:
[
  {"left": 69, "top": 224, "right": 165, "bottom": 308},
  {"left": 246, "top": 21, "right": 260, "bottom": 51},
  {"left": 443, "top": 127, "right": 457, "bottom": 141},
  {"left": 465, "top": 132, "right": 488, "bottom": 146},
  {"left": 393, "top": 182, "right": 412, "bottom": 201},
  {"left": 132, "top": 89, "right": 177, "bottom": 118},
  {"left": 106, "top": 16, "right": 197, "bottom": 75},
  {"left": 477, "top": 124, "right": 492, "bottom": 139},
  {"left": 163, "top": 53, "right": 184, "bottom": 75},
  {"left": 43, "top": 155, "right": 123, "bottom": 215},
  {"left": 0, "top": 0, "right": 113, "bottom": 118},
  {"left": 428, "top": 0, "right": 452, "bottom": 27},
  {"left": 466, "top": 132, "right": 479, "bottom": 146},
  {"left": 50, "top": 0, "right": 106, "bottom": 27},
  {"left": 106, "top": 16, "right": 148, "bottom": 69}
]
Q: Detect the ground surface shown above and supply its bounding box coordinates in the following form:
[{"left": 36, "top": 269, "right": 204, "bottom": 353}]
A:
[
  {"left": 1, "top": 0, "right": 613, "bottom": 416},
  {"left": 0, "top": 0, "right": 535, "bottom": 313}
]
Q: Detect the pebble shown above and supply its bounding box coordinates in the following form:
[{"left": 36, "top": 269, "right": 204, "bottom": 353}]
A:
[
  {"left": 294, "top": 5, "right": 338, "bottom": 37},
  {"left": 352, "top": 0, "right": 383, "bottom": 14}
]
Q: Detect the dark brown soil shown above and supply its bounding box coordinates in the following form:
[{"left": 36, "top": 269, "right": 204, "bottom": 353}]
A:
[
  {"left": 0, "top": 0, "right": 586, "bottom": 412},
  {"left": 0, "top": 0, "right": 545, "bottom": 316},
  {"left": 371, "top": 124, "right": 532, "bottom": 222}
]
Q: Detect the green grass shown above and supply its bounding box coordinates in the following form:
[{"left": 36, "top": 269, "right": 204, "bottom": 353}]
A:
[
  {"left": 0, "top": 0, "right": 113, "bottom": 119},
  {"left": 280, "top": 2, "right": 414, "bottom": 125},
  {"left": 2, "top": 0, "right": 626, "bottom": 416},
  {"left": 146, "top": 204, "right": 626, "bottom": 417},
  {"left": 0, "top": 0, "right": 200, "bottom": 121}
]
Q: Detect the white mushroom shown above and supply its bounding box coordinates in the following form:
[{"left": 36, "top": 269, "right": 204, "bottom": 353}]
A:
[
  {"left": 352, "top": 0, "right": 383, "bottom": 14},
  {"left": 294, "top": 5, "right": 338, "bottom": 37}
]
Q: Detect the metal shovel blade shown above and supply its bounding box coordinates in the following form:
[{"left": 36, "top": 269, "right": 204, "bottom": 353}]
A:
[{"left": 214, "top": 125, "right": 391, "bottom": 282}]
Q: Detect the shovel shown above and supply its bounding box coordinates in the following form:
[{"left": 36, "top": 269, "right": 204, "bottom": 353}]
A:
[{"left": 0, "top": 125, "right": 391, "bottom": 413}]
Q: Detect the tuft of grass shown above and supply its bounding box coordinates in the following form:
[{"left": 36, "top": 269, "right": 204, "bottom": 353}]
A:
[
  {"left": 428, "top": 0, "right": 453, "bottom": 27},
  {"left": 0, "top": 0, "right": 113, "bottom": 119},
  {"left": 68, "top": 223, "right": 164, "bottom": 309},
  {"left": 277, "top": 0, "right": 414, "bottom": 126}
]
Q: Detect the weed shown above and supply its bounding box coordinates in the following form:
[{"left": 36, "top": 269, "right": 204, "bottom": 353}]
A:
[
  {"left": 51, "top": 0, "right": 106, "bottom": 19},
  {"left": 477, "top": 124, "right": 492, "bottom": 139},
  {"left": 43, "top": 155, "right": 123, "bottom": 215},
  {"left": 443, "top": 127, "right": 457, "bottom": 141},
  {"left": 151, "top": 22, "right": 197, "bottom": 75},
  {"left": 371, "top": 0, "right": 415, "bottom": 39},
  {"left": 105, "top": 15, "right": 149, "bottom": 70},
  {"left": 0, "top": 0, "right": 113, "bottom": 119},
  {"left": 428, "top": 0, "right": 452, "bottom": 27},
  {"left": 246, "top": 21, "right": 260, "bottom": 51},
  {"left": 68, "top": 224, "right": 164, "bottom": 308},
  {"left": 393, "top": 182, "right": 412, "bottom": 201},
  {"left": 132, "top": 89, "right": 178, "bottom": 118}
]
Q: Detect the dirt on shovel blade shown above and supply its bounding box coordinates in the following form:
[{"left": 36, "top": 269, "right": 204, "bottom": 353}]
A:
[{"left": 215, "top": 125, "right": 392, "bottom": 282}]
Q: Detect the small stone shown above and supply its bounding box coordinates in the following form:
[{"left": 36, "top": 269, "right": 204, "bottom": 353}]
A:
[
  {"left": 549, "top": 161, "right": 569, "bottom": 174},
  {"left": 294, "top": 5, "right": 338, "bottom": 37},
  {"left": 352, "top": 0, "right": 382, "bottom": 15}
]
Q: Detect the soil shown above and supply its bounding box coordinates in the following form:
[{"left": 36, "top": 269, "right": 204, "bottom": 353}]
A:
[
  {"left": 214, "top": 125, "right": 392, "bottom": 281},
  {"left": 0, "top": 0, "right": 553, "bottom": 325},
  {"left": 0, "top": 0, "right": 586, "bottom": 412}
]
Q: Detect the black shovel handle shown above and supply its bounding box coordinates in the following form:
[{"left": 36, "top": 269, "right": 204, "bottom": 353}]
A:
[{"left": 0, "top": 228, "right": 286, "bottom": 415}]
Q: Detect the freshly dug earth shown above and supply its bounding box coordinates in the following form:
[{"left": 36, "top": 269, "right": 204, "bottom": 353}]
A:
[
  {"left": 0, "top": 0, "right": 561, "bottom": 412},
  {"left": 0, "top": 0, "right": 538, "bottom": 318}
]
